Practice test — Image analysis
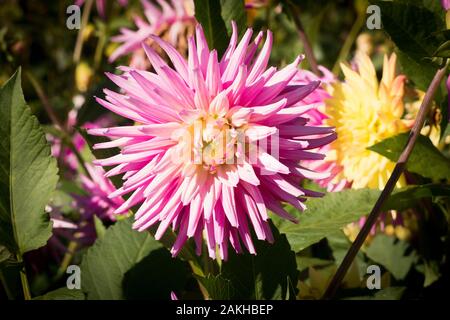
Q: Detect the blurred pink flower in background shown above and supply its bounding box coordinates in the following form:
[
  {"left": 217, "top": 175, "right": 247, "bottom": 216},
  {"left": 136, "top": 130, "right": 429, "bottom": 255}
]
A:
[
  {"left": 110, "top": 0, "right": 196, "bottom": 67},
  {"left": 245, "top": 0, "right": 269, "bottom": 9},
  {"left": 75, "top": 0, "right": 128, "bottom": 17},
  {"left": 46, "top": 115, "right": 124, "bottom": 252},
  {"left": 89, "top": 22, "right": 336, "bottom": 260},
  {"left": 293, "top": 67, "right": 350, "bottom": 192},
  {"left": 442, "top": 0, "right": 450, "bottom": 11}
]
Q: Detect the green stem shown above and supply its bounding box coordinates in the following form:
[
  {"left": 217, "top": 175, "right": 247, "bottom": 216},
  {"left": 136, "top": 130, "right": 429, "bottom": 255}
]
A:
[
  {"left": 26, "top": 71, "right": 65, "bottom": 129},
  {"left": 94, "top": 25, "right": 107, "bottom": 69},
  {"left": 16, "top": 254, "right": 31, "bottom": 300},
  {"left": 188, "top": 260, "right": 211, "bottom": 300},
  {"left": 322, "top": 61, "right": 450, "bottom": 300},
  {"left": 332, "top": 9, "right": 366, "bottom": 75},
  {"left": 73, "top": 0, "right": 94, "bottom": 63},
  {"left": 54, "top": 241, "right": 78, "bottom": 280},
  {"left": 288, "top": 2, "right": 320, "bottom": 75}
]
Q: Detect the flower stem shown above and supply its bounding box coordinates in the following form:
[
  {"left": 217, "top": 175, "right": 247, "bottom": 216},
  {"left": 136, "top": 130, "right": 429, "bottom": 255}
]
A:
[
  {"left": 54, "top": 241, "right": 78, "bottom": 281},
  {"left": 73, "top": 0, "right": 94, "bottom": 63},
  {"left": 332, "top": 8, "right": 366, "bottom": 75},
  {"left": 16, "top": 254, "right": 31, "bottom": 300},
  {"left": 25, "top": 71, "right": 65, "bottom": 130},
  {"left": 322, "top": 62, "right": 449, "bottom": 300},
  {"left": 288, "top": 2, "right": 320, "bottom": 75}
]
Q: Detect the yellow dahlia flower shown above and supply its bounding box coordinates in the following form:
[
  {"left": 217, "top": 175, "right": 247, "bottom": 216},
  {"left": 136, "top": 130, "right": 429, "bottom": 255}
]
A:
[{"left": 324, "top": 53, "right": 413, "bottom": 190}]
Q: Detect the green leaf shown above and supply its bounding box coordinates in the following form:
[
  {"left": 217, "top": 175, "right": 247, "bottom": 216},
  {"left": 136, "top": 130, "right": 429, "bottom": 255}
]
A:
[
  {"left": 346, "top": 286, "right": 406, "bottom": 300},
  {"left": 396, "top": 49, "right": 438, "bottom": 92},
  {"left": 371, "top": 1, "right": 442, "bottom": 61},
  {"left": 432, "top": 40, "right": 450, "bottom": 58},
  {"left": 370, "top": 1, "right": 442, "bottom": 91},
  {"left": 423, "top": 260, "right": 440, "bottom": 287},
  {"left": 195, "top": 274, "right": 233, "bottom": 300},
  {"left": 33, "top": 287, "right": 85, "bottom": 300},
  {"left": 0, "top": 69, "right": 58, "bottom": 255},
  {"left": 80, "top": 217, "right": 163, "bottom": 300},
  {"left": 372, "top": 287, "right": 406, "bottom": 300},
  {"left": 327, "top": 231, "right": 368, "bottom": 278},
  {"left": 365, "top": 234, "right": 418, "bottom": 280},
  {"left": 296, "top": 257, "right": 333, "bottom": 272},
  {"left": 122, "top": 248, "right": 190, "bottom": 300},
  {"left": 220, "top": 225, "right": 298, "bottom": 300},
  {"left": 368, "top": 133, "right": 450, "bottom": 181},
  {"left": 220, "top": 0, "right": 247, "bottom": 37},
  {"left": 276, "top": 189, "right": 380, "bottom": 252},
  {"left": 278, "top": 184, "right": 450, "bottom": 253},
  {"left": 0, "top": 246, "right": 11, "bottom": 265},
  {"left": 194, "top": 0, "right": 229, "bottom": 57},
  {"left": 93, "top": 215, "right": 106, "bottom": 240},
  {"left": 386, "top": 184, "right": 450, "bottom": 211}
]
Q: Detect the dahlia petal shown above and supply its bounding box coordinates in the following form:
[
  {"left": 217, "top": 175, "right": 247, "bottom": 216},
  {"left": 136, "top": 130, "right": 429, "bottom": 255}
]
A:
[
  {"left": 88, "top": 125, "right": 149, "bottom": 137},
  {"left": 220, "top": 21, "right": 239, "bottom": 70},
  {"left": 244, "top": 31, "right": 264, "bottom": 65},
  {"left": 263, "top": 192, "right": 298, "bottom": 223},
  {"left": 149, "top": 35, "right": 189, "bottom": 82},
  {"left": 93, "top": 137, "right": 133, "bottom": 150},
  {"left": 204, "top": 218, "right": 217, "bottom": 259},
  {"left": 114, "top": 186, "right": 145, "bottom": 214},
  {"left": 238, "top": 190, "right": 266, "bottom": 240},
  {"left": 221, "top": 186, "right": 239, "bottom": 227},
  {"left": 209, "top": 91, "right": 229, "bottom": 116},
  {"left": 245, "top": 125, "right": 277, "bottom": 141},
  {"left": 187, "top": 194, "right": 203, "bottom": 237},
  {"left": 122, "top": 138, "right": 175, "bottom": 154},
  {"left": 257, "top": 151, "right": 290, "bottom": 174},
  {"left": 203, "top": 183, "right": 216, "bottom": 221},
  {"left": 138, "top": 122, "right": 182, "bottom": 137},
  {"left": 247, "top": 30, "right": 273, "bottom": 84},
  {"left": 96, "top": 96, "right": 149, "bottom": 124},
  {"left": 278, "top": 125, "right": 334, "bottom": 137},
  {"left": 195, "top": 24, "right": 210, "bottom": 76},
  {"left": 222, "top": 28, "right": 253, "bottom": 83},
  {"left": 94, "top": 151, "right": 160, "bottom": 166},
  {"left": 228, "top": 106, "right": 252, "bottom": 127},
  {"left": 205, "top": 50, "right": 222, "bottom": 97},
  {"left": 249, "top": 99, "right": 287, "bottom": 122},
  {"left": 171, "top": 213, "right": 189, "bottom": 257},
  {"left": 237, "top": 161, "right": 260, "bottom": 186},
  {"left": 240, "top": 181, "right": 268, "bottom": 221},
  {"left": 278, "top": 81, "right": 321, "bottom": 107}
]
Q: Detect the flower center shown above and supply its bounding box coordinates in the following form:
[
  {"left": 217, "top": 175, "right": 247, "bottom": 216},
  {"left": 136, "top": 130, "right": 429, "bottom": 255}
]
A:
[{"left": 176, "top": 114, "right": 244, "bottom": 174}]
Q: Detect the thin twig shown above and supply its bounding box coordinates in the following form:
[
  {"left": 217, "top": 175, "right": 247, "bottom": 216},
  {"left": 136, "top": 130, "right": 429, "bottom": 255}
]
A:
[
  {"left": 288, "top": 2, "right": 320, "bottom": 75},
  {"left": 322, "top": 62, "right": 449, "bottom": 300},
  {"left": 54, "top": 241, "right": 78, "bottom": 280},
  {"left": 26, "top": 71, "right": 65, "bottom": 129},
  {"left": 26, "top": 72, "right": 94, "bottom": 180},
  {"left": 332, "top": 9, "right": 366, "bottom": 75},
  {"left": 73, "top": 0, "right": 94, "bottom": 63}
]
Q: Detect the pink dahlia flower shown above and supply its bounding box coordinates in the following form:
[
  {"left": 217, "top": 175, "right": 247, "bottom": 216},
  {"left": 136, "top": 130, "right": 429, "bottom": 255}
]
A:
[
  {"left": 110, "top": 0, "right": 195, "bottom": 65},
  {"left": 75, "top": 0, "right": 128, "bottom": 17},
  {"left": 293, "top": 67, "right": 349, "bottom": 192},
  {"left": 49, "top": 116, "right": 124, "bottom": 227},
  {"left": 90, "top": 22, "right": 336, "bottom": 260}
]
